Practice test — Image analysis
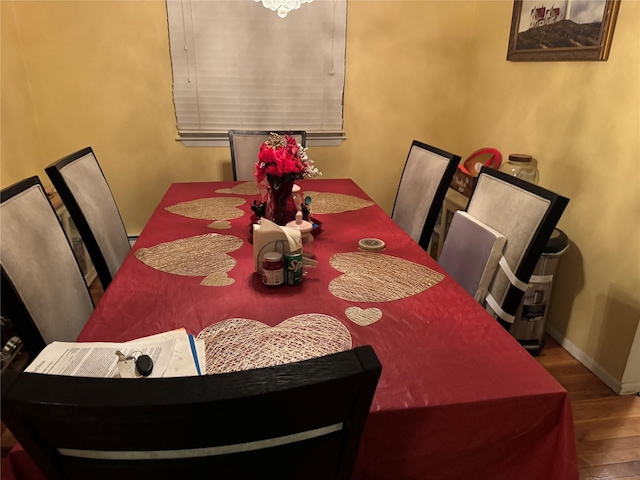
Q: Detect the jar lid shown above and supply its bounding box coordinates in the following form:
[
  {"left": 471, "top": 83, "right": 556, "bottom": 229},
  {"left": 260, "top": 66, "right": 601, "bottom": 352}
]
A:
[
  {"left": 286, "top": 211, "right": 313, "bottom": 233},
  {"left": 358, "top": 238, "right": 385, "bottom": 251},
  {"left": 508, "top": 154, "right": 533, "bottom": 163},
  {"left": 264, "top": 252, "right": 283, "bottom": 262}
]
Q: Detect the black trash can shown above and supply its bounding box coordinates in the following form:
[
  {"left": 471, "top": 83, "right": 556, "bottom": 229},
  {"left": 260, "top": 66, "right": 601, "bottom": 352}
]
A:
[{"left": 510, "top": 228, "right": 569, "bottom": 355}]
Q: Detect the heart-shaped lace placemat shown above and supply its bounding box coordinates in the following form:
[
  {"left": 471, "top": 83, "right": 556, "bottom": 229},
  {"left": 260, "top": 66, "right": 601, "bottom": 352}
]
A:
[
  {"left": 329, "top": 252, "right": 444, "bottom": 302},
  {"left": 134, "top": 233, "right": 243, "bottom": 285},
  {"left": 345, "top": 307, "right": 383, "bottom": 326},
  {"left": 196, "top": 314, "right": 352, "bottom": 374},
  {"left": 166, "top": 197, "right": 246, "bottom": 220},
  {"left": 305, "top": 192, "right": 374, "bottom": 214},
  {"left": 215, "top": 182, "right": 260, "bottom": 196}
]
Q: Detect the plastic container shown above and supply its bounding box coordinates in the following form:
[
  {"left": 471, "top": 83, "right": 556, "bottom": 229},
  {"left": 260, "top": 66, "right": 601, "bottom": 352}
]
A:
[
  {"left": 262, "top": 252, "right": 284, "bottom": 286},
  {"left": 499, "top": 154, "right": 539, "bottom": 184},
  {"left": 510, "top": 228, "right": 569, "bottom": 355}
]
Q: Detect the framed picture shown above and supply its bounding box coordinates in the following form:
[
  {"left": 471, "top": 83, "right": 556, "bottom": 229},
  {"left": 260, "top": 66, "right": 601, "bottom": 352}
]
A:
[{"left": 507, "top": 0, "right": 621, "bottom": 61}]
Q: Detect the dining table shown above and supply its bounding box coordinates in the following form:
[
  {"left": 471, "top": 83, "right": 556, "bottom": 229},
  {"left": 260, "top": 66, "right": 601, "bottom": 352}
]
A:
[{"left": 3, "top": 178, "right": 578, "bottom": 480}]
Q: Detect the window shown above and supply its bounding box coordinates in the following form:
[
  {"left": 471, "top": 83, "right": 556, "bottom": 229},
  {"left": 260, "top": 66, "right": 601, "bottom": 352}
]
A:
[{"left": 166, "top": 0, "right": 347, "bottom": 146}]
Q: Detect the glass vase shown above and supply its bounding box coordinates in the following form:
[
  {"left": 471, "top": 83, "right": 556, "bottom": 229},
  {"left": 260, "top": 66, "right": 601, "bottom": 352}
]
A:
[{"left": 265, "top": 176, "right": 298, "bottom": 226}]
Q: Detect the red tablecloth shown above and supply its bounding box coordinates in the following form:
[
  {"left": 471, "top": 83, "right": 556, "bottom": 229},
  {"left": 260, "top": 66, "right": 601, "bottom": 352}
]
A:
[{"left": 4, "top": 179, "right": 578, "bottom": 479}]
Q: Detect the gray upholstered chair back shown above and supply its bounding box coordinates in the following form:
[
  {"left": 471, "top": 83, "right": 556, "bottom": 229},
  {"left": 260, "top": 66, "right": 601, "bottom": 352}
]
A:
[
  {"left": 465, "top": 167, "right": 569, "bottom": 329},
  {"left": 229, "top": 130, "right": 306, "bottom": 181},
  {"left": 0, "top": 177, "right": 94, "bottom": 357},
  {"left": 46, "top": 147, "right": 130, "bottom": 290},
  {"left": 392, "top": 140, "right": 460, "bottom": 250}
]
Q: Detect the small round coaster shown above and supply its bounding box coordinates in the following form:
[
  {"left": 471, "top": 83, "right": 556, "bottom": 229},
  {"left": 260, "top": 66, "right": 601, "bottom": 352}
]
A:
[{"left": 358, "top": 238, "right": 385, "bottom": 251}]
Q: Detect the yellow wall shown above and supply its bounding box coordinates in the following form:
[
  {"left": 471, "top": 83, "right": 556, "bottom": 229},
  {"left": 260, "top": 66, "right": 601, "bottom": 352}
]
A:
[
  {"left": 1, "top": 1, "right": 231, "bottom": 226},
  {"left": 2, "top": 0, "right": 639, "bottom": 388},
  {"left": 1, "top": 2, "right": 43, "bottom": 183},
  {"left": 460, "top": 0, "right": 640, "bottom": 385},
  {"left": 329, "top": 1, "right": 475, "bottom": 209},
  {"left": 2, "top": 0, "right": 474, "bottom": 231}
]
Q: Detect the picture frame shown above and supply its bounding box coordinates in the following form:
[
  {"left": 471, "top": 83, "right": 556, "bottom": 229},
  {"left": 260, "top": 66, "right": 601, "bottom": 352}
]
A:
[{"left": 507, "top": 0, "right": 621, "bottom": 61}]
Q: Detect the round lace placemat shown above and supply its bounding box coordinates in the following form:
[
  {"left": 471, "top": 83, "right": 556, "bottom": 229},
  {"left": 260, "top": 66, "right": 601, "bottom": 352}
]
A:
[
  {"left": 329, "top": 252, "right": 444, "bottom": 302},
  {"left": 215, "top": 182, "right": 260, "bottom": 196},
  {"left": 165, "top": 197, "right": 246, "bottom": 220},
  {"left": 305, "top": 192, "right": 374, "bottom": 214},
  {"left": 196, "top": 314, "right": 353, "bottom": 374},
  {"left": 134, "top": 233, "right": 243, "bottom": 280}
]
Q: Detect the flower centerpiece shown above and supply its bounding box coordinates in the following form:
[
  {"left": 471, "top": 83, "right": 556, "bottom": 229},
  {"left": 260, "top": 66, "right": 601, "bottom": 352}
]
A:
[{"left": 254, "top": 133, "right": 321, "bottom": 225}]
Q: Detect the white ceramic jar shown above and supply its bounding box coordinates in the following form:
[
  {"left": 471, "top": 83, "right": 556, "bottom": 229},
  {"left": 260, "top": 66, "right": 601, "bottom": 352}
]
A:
[{"left": 286, "top": 211, "right": 314, "bottom": 258}]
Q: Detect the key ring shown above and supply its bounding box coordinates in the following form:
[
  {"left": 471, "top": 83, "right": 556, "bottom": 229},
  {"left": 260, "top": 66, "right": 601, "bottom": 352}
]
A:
[{"left": 115, "top": 350, "right": 154, "bottom": 377}]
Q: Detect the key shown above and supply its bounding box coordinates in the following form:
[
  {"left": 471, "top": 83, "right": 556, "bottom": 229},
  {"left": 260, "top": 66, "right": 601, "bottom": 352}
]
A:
[
  {"left": 115, "top": 350, "right": 137, "bottom": 378},
  {"left": 115, "top": 350, "right": 133, "bottom": 362}
]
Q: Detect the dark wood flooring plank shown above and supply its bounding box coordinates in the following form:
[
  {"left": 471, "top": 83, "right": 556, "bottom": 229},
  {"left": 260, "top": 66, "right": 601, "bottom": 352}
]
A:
[{"left": 579, "top": 460, "right": 640, "bottom": 479}]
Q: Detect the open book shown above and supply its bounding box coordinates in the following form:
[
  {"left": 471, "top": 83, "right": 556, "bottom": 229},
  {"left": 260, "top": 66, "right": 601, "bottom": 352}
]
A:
[{"left": 25, "top": 328, "right": 205, "bottom": 378}]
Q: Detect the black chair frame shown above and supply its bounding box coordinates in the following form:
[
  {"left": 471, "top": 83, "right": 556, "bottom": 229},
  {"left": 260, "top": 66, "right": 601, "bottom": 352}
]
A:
[
  {"left": 45, "top": 147, "right": 128, "bottom": 290},
  {"left": 0, "top": 177, "right": 94, "bottom": 358},
  {"left": 2, "top": 345, "right": 381, "bottom": 480},
  {"left": 472, "top": 167, "right": 569, "bottom": 330},
  {"left": 391, "top": 140, "right": 460, "bottom": 251}
]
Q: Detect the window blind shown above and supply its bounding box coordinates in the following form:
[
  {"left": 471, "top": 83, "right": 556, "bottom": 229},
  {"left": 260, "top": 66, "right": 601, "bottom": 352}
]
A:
[{"left": 166, "top": 0, "right": 347, "bottom": 143}]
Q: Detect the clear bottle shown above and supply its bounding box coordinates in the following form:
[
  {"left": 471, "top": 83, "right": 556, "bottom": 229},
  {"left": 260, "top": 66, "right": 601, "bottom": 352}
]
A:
[
  {"left": 499, "top": 154, "right": 539, "bottom": 184},
  {"left": 301, "top": 232, "right": 314, "bottom": 258}
]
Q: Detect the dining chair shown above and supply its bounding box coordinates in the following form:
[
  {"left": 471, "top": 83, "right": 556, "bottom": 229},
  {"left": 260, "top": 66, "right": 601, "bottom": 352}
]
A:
[
  {"left": 229, "top": 130, "right": 307, "bottom": 181},
  {"left": 391, "top": 140, "right": 461, "bottom": 251},
  {"left": 0, "top": 177, "right": 94, "bottom": 358},
  {"left": 45, "top": 147, "right": 130, "bottom": 291},
  {"left": 462, "top": 167, "right": 569, "bottom": 329},
  {"left": 2, "top": 345, "right": 382, "bottom": 480}
]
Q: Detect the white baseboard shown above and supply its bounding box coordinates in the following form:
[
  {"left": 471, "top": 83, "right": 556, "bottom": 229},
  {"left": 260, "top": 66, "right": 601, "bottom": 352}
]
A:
[
  {"left": 544, "top": 324, "right": 638, "bottom": 396},
  {"left": 84, "top": 269, "right": 97, "bottom": 288},
  {"left": 619, "top": 381, "right": 640, "bottom": 396}
]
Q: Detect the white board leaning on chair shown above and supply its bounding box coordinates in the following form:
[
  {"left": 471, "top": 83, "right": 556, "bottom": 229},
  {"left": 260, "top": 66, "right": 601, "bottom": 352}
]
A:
[{"left": 438, "top": 211, "right": 506, "bottom": 303}]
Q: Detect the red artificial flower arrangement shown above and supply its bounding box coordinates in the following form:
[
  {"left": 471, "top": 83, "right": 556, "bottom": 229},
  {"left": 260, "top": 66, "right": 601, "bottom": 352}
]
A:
[
  {"left": 253, "top": 133, "right": 321, "bottom": 225},
  {"left": 254, "top": 133, "right": 320, "bottom": 188}
]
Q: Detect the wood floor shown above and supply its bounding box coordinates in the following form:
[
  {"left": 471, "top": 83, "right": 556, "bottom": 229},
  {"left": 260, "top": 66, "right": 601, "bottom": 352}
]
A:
[
  {"left": 538, "top": 335, "right": 640, "bottom": 479},
  {"left": 2, "top": 323, "right": 639, "bottom": 478}
]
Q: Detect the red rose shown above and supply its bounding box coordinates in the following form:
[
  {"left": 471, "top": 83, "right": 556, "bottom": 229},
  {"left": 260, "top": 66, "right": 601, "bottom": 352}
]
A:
[{"left": 255, "top": 134, "right": 309, "bottom": 182}]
